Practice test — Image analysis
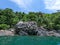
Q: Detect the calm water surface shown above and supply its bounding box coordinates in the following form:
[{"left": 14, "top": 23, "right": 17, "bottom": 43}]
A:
[{"left": 0, "top": 36, "right": 60, "bottom": 45}]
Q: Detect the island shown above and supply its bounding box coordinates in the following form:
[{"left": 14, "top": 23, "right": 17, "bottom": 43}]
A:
[{"left": 0, "top": 8, "right": 60, "bottom": 37}]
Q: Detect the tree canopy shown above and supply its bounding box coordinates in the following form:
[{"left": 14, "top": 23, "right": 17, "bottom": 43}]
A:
[{"left": 0, "top": 8, "right": 60, "bottom": 30}]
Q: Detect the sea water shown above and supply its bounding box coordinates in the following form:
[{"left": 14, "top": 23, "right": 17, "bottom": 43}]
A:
[{"left": 0, "top": 36, "right": 60, "bottom": 45}]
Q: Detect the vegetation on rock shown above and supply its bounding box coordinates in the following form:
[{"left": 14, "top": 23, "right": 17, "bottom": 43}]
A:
[{"left": 0, "top": 8, "right": 60, "bottom": 30}]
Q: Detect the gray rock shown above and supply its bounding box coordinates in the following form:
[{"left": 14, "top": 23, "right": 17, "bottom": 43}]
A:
[
  {"left": 19, "top": 30, "right": 28, "bottom": 36},
  {"left": 14, "top": 21, "right": 60, "bottom": 37},
  {"left": 15, "top": 21, "right": 38, "bottom": 35},
  {"left": 57, "top": 30, "right": 60, "bottom": 33},
  {"left": 0, "top": 30, "right": 14, "bottom": 36}
]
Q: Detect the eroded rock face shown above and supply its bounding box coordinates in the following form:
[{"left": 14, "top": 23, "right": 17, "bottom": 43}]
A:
[
  {"left": 14, "top": 21, "right": 60, "bottom": 37},
  {"left": 15, "top": 21, "right": 38, "bottom": 35}
]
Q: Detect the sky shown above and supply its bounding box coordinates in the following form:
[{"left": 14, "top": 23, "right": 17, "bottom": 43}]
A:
[{"left": 0, "top": 0, "right": 60, "bottom": 13}]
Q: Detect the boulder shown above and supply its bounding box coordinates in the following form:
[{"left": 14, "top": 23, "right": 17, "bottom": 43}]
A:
[
  {"left": 36, "top": 26, "right": 48, "bottom": 36},
  {"left": 0, "top": 30, "right": 14, "bottom": 36},
  {"left": 15, "top": 21, "right": 38, "bottom": 35}
]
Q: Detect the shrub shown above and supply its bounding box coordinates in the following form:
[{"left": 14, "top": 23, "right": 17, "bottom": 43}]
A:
[{"left": 0, "top": 24, "right": 10, "bottom": 30}]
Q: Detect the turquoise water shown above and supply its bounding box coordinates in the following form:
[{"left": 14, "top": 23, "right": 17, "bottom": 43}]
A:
[{"left": 0, "top": 36, "right": 60, "bottom": 45}]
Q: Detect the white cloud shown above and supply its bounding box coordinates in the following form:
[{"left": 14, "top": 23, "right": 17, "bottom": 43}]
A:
[
  {"left": 10, "top": 0, "right": 32, "bottom": 11},
  {"left": 44, "top": 0, "right": 60, "bottom": 11}
]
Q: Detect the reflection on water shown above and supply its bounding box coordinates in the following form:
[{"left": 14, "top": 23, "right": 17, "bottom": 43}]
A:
[
  {"left": 0, "top": 36, "right": 60, "bottom": 45},
  {"left": 57, "top": 44, "right": 60, "bottom": 45},
  {"left": 57, "top": 42, "right": 60, "bottom": 45}
]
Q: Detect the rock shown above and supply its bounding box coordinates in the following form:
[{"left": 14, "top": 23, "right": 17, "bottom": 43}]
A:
[
  {"left": 46, "top": 31, "right": 60, "bottom": 37},
  {"left": 0, "top": 30, "right": 14, "bottom": 36},
  {"left": 15, "top": 21, "right": 38, "bottom": 35},
  {"left": 57, "top": 30, "right": 60, "bottom": 33},
  {"left": 37, "top": 27, "right": 48, "bottom": 36},
  {"left": 54, "top": 33, "right": 60, "bottom": 37},
  {"left": 47, "top": 31, "right": 55, "bottom": 36},
  {"left": 19, "top": 30, "right": 28, "bottom": 36},
  {"left": 14, "top": 21, "right": 60, "bottom": 37}
]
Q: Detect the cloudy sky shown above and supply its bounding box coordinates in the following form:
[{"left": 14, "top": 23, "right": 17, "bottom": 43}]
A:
[{"left": 0, "top": 0, "right": 60, "bottom": 13}]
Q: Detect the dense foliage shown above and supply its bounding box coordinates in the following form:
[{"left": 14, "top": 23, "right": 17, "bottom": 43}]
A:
[{"left": 0, "top": 8, "right": 60, "bottom": 30}]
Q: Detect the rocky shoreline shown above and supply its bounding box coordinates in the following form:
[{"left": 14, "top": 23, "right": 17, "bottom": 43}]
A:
[{"left": 0, "top": 21, "right": 60, "bottom": 37}]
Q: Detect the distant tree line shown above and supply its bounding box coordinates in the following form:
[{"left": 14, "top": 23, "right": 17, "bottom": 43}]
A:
[{"left": 0, "top": 8, "right": 60, "bottom": 30}]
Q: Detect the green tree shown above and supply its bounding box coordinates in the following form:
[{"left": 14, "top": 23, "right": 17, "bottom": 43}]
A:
[{"left": 0, "top": 24, "right": 10, "bottom": 30}]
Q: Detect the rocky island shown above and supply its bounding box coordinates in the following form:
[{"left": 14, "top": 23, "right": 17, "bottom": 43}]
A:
[{"left": 0, "top": 8, "right": 60, "bottom": 37}]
